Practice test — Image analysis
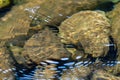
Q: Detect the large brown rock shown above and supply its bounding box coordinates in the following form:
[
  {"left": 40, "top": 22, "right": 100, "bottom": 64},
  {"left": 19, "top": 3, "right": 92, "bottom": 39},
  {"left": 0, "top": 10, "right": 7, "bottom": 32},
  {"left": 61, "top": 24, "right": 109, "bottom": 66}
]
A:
[
  {"left": 21, "top": 28, "right": 71, "bottom": 65},
  {"left": 0, "top": 0, "right": 113, "bottom": 41},
  {"left": 59, "top": 11, "right": 111, "bottom": 57},
  {"left": 30, "top": 0, "right": 99, "bottom": 26}
]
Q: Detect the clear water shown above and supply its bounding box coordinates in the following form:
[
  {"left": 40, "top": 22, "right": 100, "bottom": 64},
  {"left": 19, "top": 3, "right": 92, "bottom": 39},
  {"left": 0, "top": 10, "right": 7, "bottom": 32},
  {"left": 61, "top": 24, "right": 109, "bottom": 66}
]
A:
[
  {"left": 16, "top": 59, "right": 120, "bottom": 80},
  {"left": 0, "top": 1, "right": 120, "bottom": 80}
]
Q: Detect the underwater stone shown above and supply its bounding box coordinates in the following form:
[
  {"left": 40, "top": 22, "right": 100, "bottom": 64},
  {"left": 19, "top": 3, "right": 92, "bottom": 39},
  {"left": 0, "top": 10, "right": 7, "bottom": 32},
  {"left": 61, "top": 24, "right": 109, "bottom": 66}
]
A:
[
  {"left": 61, "top": 66, "right": 90, "bottom": 80},
  {"left": 34, "top": 64, "right": 58, "bottom": 80},
  {"left": 30, "top": 0, "right": 120, "bottom": 27},
  {"left": 92, "top": 70, "right": 120, "bottom": 80},
  {"left": 106, "top": 2, "right": 120, "bottom": 75},
  {"left": 0, "top": 0, "right": 114, "bottom": 40},
  {"left": 0, "top": 47, "right": 15, "bottom": 80},
  {"left": 107, "top": 2, "right": 120, "bottom": 56},
  {"left": 30, "top": 0, "right": 99, "bottom": 27},
  {"left": 21, "top": 28, "right": 71, "bottom": 65},
  {"left": 0, "top": 0, "right": 46, "bottom": 40},
  {"left": 59, "top": 10, "right": 111, "bottom": 57}
]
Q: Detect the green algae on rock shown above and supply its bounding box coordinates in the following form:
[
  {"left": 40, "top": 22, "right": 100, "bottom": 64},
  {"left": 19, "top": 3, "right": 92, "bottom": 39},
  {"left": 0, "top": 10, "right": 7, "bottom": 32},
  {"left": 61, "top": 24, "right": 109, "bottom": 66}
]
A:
[
  {"left": 0, "top": 0, "right": 10, "bottom": 8},
  {"left": 59, "top": 11, "right": 111, "bottom": 57}
]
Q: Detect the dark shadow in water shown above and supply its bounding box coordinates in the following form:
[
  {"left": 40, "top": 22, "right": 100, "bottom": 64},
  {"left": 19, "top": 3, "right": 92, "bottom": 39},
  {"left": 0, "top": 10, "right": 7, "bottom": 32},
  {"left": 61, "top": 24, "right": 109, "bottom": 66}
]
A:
[
  {"left": 0, "top": 7, "right": 12, "bottom": 18},
  {"left": 46, "top": 25, "right": 59, "bottom": 33},
  {"left": 99, "top": 36, "right": 118, "bottom": 65},
  {"left": 95, "top": 2, "right": 114, "bottom": 12},
  {"left": 15, "top": 66, "right": 36, "bottom": 80},
  {"left": 0, "top": 1, "right": 14, "bottom": 18}
]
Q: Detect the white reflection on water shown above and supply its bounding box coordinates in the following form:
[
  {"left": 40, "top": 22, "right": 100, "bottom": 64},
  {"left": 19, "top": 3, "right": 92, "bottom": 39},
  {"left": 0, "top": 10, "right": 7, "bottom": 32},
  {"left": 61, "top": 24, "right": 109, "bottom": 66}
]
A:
[
  {"left": 58, "top": 66, "right": 66, "bottom": 69},
  {"left": 49, "top": 67, "right": 58, "bottom": 70},
  {"left": 24, "top": 6, "right": 40, "bottom": 14},
  {"left": 59, "top": 14, "right": 63, "bottom": 16},
  {"left": 76, "top": 56, "right": 82, "bottom": 59},
  {"left": 104, "top": 43, "right": 115, "bottom": 47},
  {"left": 64, "top": 62, "right": 75, "bottom": 66},
  {"left": 45, "top": 60, "right": 59, "bottom": 64},
  {"left": 60, "top": 57, "right": 69, "bottom": 61},
  {"left": 117, "top": 61, "right": 120, "bottom": 64}
]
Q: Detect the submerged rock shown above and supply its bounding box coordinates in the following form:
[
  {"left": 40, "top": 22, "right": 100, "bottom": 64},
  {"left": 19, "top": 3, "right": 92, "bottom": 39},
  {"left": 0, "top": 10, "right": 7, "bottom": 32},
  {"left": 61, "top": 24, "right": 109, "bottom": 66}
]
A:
[
  {"left": 107, "top": 2, "right": 120, "bottom": 57},
  {"left": 106, "top": 2, "right": 120, "bottom": 75},
  {"left": 0, "top": 0, "right": 46, "bottom": 40},
  {"left": 0, "top": 0, "right": 119, "bottom": 79},
  {"left": 107, "top": 2, "right": 120, "bottom": 19},
  {"left": 34, "top": 64, "right": 58, "bottom": 80},
  {"left": 61, "top": 66, "right": 91, "bottom": 80},
  {"left": 0, "top": 47, "right": 15, "bottom": 80},
  {"left": 30, "top": 0, "right": 100, "bottom": 27},
  {"left": 21, "top": 28, "right": 71, "bottom": 65},
  {"left": 92, "top": 70, "right": 120, "bottom": 80},
  {"left": 31, "top": 0, "right": 120, "bottom": 27},
  {"left": 59, "top": 11, "right": 111, "bottom": 57},
  {"left": 0, "top": 0, "right": 114, "bottom": 40}
]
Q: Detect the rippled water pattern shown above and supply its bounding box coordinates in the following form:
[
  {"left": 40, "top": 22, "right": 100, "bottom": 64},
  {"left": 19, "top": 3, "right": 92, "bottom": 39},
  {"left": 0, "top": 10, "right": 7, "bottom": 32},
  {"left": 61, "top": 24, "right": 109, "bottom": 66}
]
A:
[
  {"left": 0, "top": 1, "right": 120, "bottom": 80},
  {"left": 15, "top": 58, "right": 120, "bottom": 80}
]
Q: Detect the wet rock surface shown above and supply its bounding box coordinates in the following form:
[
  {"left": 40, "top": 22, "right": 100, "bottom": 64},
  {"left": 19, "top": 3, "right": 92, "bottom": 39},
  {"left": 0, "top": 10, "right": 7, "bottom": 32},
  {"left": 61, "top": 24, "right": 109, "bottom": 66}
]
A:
[
  {"left": 59, "top": 11, "right": 111, "bottom": 57},
  {"left": 34, "top": 64, "right": 58, "bottom": 80},
  {"left": 106, "top": 2, "right": 120, "bottom": 76},
  {"left": 0, "top": 47, "right": 15, "bottom": 80},
  {"left": 107, "top": 2, "right": 120, "bottom": 55},
  {"left": 21, "top": 28, "right": 71, "bottom": 65},
  {"left": 30, "top": 0, "right": 100, "bottom": 27},
  {"left": 0, "top": 0, "right": 120, "bottom": 80},
  {"left": 92, "top": 70, "right": 120, "bottom": 80},
  {"left": 0, "top": 0, "right": 114, "bottom": 39},
  {"left": 61, "top": 66, "right": 91, "bottom": 80}
]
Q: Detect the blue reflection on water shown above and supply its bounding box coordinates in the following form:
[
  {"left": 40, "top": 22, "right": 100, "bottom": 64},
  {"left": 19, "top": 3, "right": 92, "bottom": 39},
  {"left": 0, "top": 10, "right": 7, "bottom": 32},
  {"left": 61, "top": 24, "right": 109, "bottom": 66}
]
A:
[{"left": 15, "top": 57, "right": 120, "bottom": 80}]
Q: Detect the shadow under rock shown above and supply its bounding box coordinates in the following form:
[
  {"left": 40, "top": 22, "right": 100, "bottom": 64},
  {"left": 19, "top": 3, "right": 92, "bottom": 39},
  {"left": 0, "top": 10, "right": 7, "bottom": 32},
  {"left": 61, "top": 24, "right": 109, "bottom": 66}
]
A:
[{"left": 99, "top": 36, "right": 118, "bottom": 65}]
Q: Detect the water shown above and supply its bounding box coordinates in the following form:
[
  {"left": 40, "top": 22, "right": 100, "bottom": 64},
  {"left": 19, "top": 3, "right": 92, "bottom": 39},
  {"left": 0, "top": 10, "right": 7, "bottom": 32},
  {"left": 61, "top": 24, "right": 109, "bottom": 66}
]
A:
[
  {"left": 0, "top": 0, "right": 120, "bottom": 80},
  {"left": 16, "top": 59, "right": 120, "bottom": 80}
]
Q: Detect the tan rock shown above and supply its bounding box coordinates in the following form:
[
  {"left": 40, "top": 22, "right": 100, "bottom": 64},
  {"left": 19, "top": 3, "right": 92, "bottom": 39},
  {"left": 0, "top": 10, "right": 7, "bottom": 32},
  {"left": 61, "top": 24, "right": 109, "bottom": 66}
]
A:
[
  {"left": 92, "top": 70, "right": 120, "bottom": 80},
  {"left": 59, "top": 11, "right": 111, "bottom": 57},
  {"left": 22, "top": 28, "right": 71, "bottom": 65},
  {"left": 0, "top": 47, "right": 15, "bottom": 80},
  {"left": 61, "top": 66, "right": 90, "bottom": 80}
]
